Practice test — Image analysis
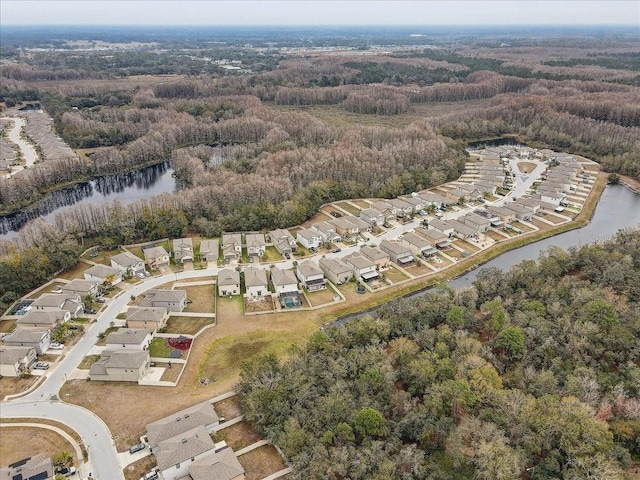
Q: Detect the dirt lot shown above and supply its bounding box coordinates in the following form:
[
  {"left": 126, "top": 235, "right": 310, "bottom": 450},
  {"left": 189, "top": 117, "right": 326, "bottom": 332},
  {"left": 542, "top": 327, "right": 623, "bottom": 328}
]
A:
[
  {"left": 216, "top": 421, "right": 262, "bottom": 450},
  {"left": 516, "top": 161, "right": 537, "bottom": 174},
  {"left": 165, "top": 316, "right": 215, "bottom": 335},
  {"left": 214, "top": 395, "right": 242, "bottom": 420},
  {"left": 0, "top": 426, "right": 78, "bottom": 467},
  {"left": 335, "top": 201, "right": 361, "bottom": 216},
  {"left": 486, "top": 230, "right": 509, "bottom": 242},
  {"left": 383, "top": 266, "right": 410, "bottom": 283},
  {"left": 0, "top": 319, "right": 16, "bottom": 332},
  {"left": 0, "top": 375, "right": 39, "bottom": 399},
  {"left": 244, "top": 296, "right": 274, "bottom": 313},
  {"left": 183, "top": 284, "right": 216, "bottom": 313},
  {"left": 238, "top": 444, "right": 287, "bottom": 480},
  {"left": 123, "top": 454, "right": 156, "bottom": 480},
  {"left": 158, "top": 363, "right": 182, "bottom": 382}
]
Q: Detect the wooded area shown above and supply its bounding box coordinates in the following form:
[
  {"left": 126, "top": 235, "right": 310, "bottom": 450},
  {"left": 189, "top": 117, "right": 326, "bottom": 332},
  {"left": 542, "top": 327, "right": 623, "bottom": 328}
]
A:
[{"left": 238, "top": 229, "right": 640, "bottom": 479}]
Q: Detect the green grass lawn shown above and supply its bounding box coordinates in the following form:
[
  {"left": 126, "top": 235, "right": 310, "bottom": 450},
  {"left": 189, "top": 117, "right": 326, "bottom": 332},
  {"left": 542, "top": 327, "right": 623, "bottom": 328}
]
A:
[
  {"left": 149, "top": 338, "right": 172, "bottom": 358},
  {"left": 261, "top": 246, "right": 283, "bottom": 263},
  {"left": 96, "top": 326, "right": 118, "bottom": 345},
  {"left": 77, "top": 355, "right": 100, "bottom": 370},
  {"left": 335, "top": 201, "right": 361, "bottom": 216}
]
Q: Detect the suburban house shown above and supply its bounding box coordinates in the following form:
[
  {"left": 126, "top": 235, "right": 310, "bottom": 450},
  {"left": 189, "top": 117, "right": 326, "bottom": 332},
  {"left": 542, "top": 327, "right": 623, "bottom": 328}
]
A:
[
  {"left": 359, "top": 208, "right": 385, "bottom": 227},
  {"left": 360, "top": 245, "right": 390, "bottom": 270},
  {"left": 111, "top": 251, "right": 146, "bottom": 275},
  {"left": 415, "top": 227, "right": 451, "bottom": 249},
  {"left": 504, "top": 202, "right": 533, "bottom": 221},
  {"left": 146, "top": 401, "right": 220, "bottom": 453},
  {"left": 400, "top": 195, "right": 427, "bottom": 213},
  {"left": 428, "top": 219, "right": 455, "bottom": 237},
  {"left": 457, "top": 183, "right": 483, "bottom": 201},
  {"left": 244, "top": 267, "right": 268, "bottom": 298},
  {"left": 199, "top": 239, "right": 219, "bottom": 263},
  {"left": 388, "top": 198, "right": 414, "bottom": 217},
  {"left": 0, "top": 454, "right": 54, "bottom": 480},
  {"left": 0, "top": 346, "right": 36, "bottom": 377},
  {"left": 61, "top": 279, "right": 100, "bottom": 297},
  {"left": 245, "top": 233, "right": 266, "bottom": 258},
  {"left": 155, "top": 425, "right": 216, "bottom": 480},
  {"left": 312, "top": 221, "right": 342, "bottom": 244},
  {"left": 140, "top": 289, "right": 188, "bottom": 313},
  {"left": 89, "top": 350, "right": 150, "bottom": 382},
  {"left": 144, "top": 245, "right": 170, "bottom": 270},
  {"left": 345, "top": 215, "right": 371, "bottom": 233},
  {"left": 173, "top": 238, "right": 194, "bottom": 264},
  {"left": 105, "top": 328, "right": 152, "bottom": 351},
  {"left": 125, "top": 307, "right": 169, "bottom": 333},
  {"left": 30, "top": 294, "right": 84, "bottom": 319},
  {"left": 515, "top": 198, "right": 542, "bottom": 214},
  {"left": 461, "top": 213, "right": 492, "bottom": 232},
  {"left": 473, "top": 180, "right": 497, "bottom": 195},
  {"left": 319, "top": 257, "right": 353, "bottom": 285},
  {"left": 486, "top": 205, "right": 517, "bottom": 224},
  {"left": 83, "top": 264, "right": 123, "bottom": 286},
  {"left": 419, "top": 192, "right": 451, "bottom": 209},
  {"left": 443, "top": 187, "right": 472, "bottom": 204},
  {"left": 296, "top": 260, "right": 326, "bottom": 291},
  {"left": 218, "top": 269, "right": 240, "bottom": 297},
  {"left": 2, "top": 328, "right": 51, "bottom": 355},
  {"left": 449, "top": 220, "right": 479, "bottom": 240},
  {"left": 344, "top": 253, "right": 379, "bottom": 282},
  {"left": 269, "top": 229, "right": 297, "bottom": 255},
  {"left": 222, "top": 233, "right": 242, "bottom": 263},
  {"left": 16, "top": 310, "right": 70, "bottom": 329},
  {"left": 270, "top": 267, "right": 301, "bottom": 309},
  {"left": 190, "top": 444, "right": 245, "bottom": 480},
  {"left": 329, "top": 217, "right": 360, "bottom": 239},
  {"left": 401, "top": 232, "right": 437, "bottom": 258},
  {"left": 380, "top": 240, "right": 415, "bottom": 266},
  {"left": 370, "top": 200, "right": 396, "bottom": 221},
  {"left": 296, "top": 228, "right": 322, "bottom": 250}
]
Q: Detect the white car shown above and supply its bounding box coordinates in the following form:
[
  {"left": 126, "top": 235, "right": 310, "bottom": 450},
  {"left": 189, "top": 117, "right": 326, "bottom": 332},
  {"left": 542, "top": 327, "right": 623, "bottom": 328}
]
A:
[
  {"left": 49, "top": 342, "right": 64, "bottom": 350},
  {"left": 136, "top": 272, "right": 146, "bottom": 279}
]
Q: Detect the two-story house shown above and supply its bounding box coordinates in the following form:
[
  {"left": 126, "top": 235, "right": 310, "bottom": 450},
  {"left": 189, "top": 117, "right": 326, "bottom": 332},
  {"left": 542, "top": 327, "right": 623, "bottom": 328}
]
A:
[
  {"left": 359, "top": 208, "right": 385, "bottom": 227},
  {"left": 269, "top": 229, "right": 297, "bottom": 256},
  {"left": 312, "top": 222, "right": 341, "bottom": 244},
  {"left": 83, "top": 264, "right": 123, "bottom": 286},
  {"left": 244, "top": 267, "right": 268, "bottom": 298},
  {"left": 222, "top": 233, "right": 243, "bottom": 263},
  {"left": 30, "top": 294, "right": 83, "bottom": 319},
  {"left": 218, "top": 269, "right": 240, "bottom": 297},
  {"left": 296, "top": 228, "right": 322, "bottom": 250},
  {"left": 173, "top": 238, "right": 194, "bottom": 264},
  {"left": 359, "top": 245, "right": 390, "bottom": 270},
  {"left": 270, "top": 267, "right": 301, "bottom": 309},
  {"left": 319, "top": 258, "right": 353, "bottom": 285},
  {"left": 245, "top": 233, "right": 266, "bottom": 259},
  {"left": 125, "top": 307, "right": 169, "bottom": 333},
  {"left": 2, "top": 328, "right": 51, "bottom": 355},
  {"left": 199, "top": 239, "right": 219, "bottom": 263},
  {"left": 296, "top": 260, "right": 326, "bottom": 291},
  {"left": 380, "top": 240, "right": 414, "bottom": 266},
  {"left": 111, "top": 251, "right": 146, "bottom": 275},
  {"left": 0, "top": 346, "right": 36, "bottom": 377},
  {"left": 144, "top": 245, "right": 170, "bottom": 270},
  {"left": 343, "top": 253, "right": 379, "bottom": 282},
  {"left": 105, "top": 328, "right": 152, "bottom": 351},
  {"left": 61, "top": 279, "right": 100, "bottom": 298}
]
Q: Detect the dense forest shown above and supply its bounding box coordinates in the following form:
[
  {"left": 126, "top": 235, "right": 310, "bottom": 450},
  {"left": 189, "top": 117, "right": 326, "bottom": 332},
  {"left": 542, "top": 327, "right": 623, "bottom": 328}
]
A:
[
  {"left": 238, "top": 229, "right": 640, "bottom": 479},
  {"left": 1, "top": 26, "right": 639, "bottom": 301}
]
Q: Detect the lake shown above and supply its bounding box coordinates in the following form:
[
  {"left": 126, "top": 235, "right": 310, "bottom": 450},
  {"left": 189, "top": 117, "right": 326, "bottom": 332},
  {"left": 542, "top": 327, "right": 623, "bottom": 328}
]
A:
[{"left": 1, "top": 162, "right": 176, "bottom": 238}]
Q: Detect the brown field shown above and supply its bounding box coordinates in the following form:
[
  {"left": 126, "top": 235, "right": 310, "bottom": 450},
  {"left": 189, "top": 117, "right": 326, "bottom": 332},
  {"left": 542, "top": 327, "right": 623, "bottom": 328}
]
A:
[
  {"left": 165, "top": 316, "right": 215, "bottom": 335},
  {"left": 56, "top": 261, "right": 89, "bottom": 281},
  {"left": 383, "top": 266, "right": 410, "bottom": 283},
  {"left": 238, "top": 445, "right": 287, "bottom": 480},
  {"left": 453, "top": 239, "right": 481, "bottom": 253},
  {"left": 0, "top": 319, "right": 16, "bottom": 332},
  {"left": 158, "top": 362, "right": 182, "bottom": 382},
  {"left": 352, "top": 199, "right": 373, "bottom": 209},
  {"left": 0, "top": 426, "right": 78, "bottom": 467},
  {"left": 0, "top": 375, "right": 39, "bottom": 399},
  {"left": 335, "top": 201, "right": 361, "bottom": 216},
  {"left": 244, "top": 297, "right": 275, "bottom": 313},
  {"left": 216, "top": 421, "right": 262, "bottom": 450},
  {"left": 305, "top": 287, "right": 337, "bottom": 307},
  {"left": 183, "top": 284, "right": 216, "bottom": 313},
  {"left": 516, "top": 162, "right": 537, "bottom": 174},
  {"left": 486, "top": 230, "right": 509, "bottom": 242},
  {"left": 214, "top": 395, "right": 242, "bottom": 420},
  {"left": 123, "top": 454, "right": 157, "bottom": 480},
  {"left": 404, "top": 262, "right": 437, "bottom": 277}
]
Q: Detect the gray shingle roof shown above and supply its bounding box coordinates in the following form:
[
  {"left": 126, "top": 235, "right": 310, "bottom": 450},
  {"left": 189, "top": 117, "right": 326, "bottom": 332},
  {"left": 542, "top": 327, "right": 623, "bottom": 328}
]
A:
[
  {"left": 190, "top": 446, "right": 245, "bottom": 480},
  {"left": 89, "top": 350, "right": 149, "bottom": 375},
  {"left": 84, "top": 264, "right": 120, "bottom": 279},
  {"left": 0, "top": 346, "right": 34, "bottom": 365},
  {"left": 155, "top": 425, "right": 215, "bottom": 471},
  {"left": 3, "top": 328, "right": 49, "bottom": 344},
  {"left": 297, "top": 260, "right": 323, "bottom": 278},
  {"left": 62, "top": 279, "right": 99, "bottom": 293},
  {"left": 105, "top": 328, "right": 149, "bottom": 346},
  {"left": 111, "top": 252, "right": 144, "bottom": 268},
  {"left": 144, "top": 246, "right": 169, "bottom": 260},
  {"left": 147, "top": 402, "right": 219, "bottom": 448},
  {"left": 31, "top": 294, "right": 81, "bottom": 308},
  {"left": 140, "top": 289, "right": 187, "bottom": 307},
  {"left": 16, "top": 310, "right": 66, "bottom": 326},
  {"left": 125, "top": 307, "right": 167, "bottom": 322},
  {"left": 270, "top": 267, "right": 298, "bottom": 288},
  {"left": 218, "top": 269, "right": 240, "bottom": 286},
  {"left": 244, "top": 267, "right": 267, "bottom": 287}
]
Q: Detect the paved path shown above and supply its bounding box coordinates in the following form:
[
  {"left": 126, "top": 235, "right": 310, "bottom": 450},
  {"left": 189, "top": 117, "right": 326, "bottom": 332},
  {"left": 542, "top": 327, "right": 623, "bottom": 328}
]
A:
[
  {"left": 235, "top": 439, "right": 270, "bottom": 456},
  {"left": 1, "top": 116, "right": 38, "bottom": 177}
]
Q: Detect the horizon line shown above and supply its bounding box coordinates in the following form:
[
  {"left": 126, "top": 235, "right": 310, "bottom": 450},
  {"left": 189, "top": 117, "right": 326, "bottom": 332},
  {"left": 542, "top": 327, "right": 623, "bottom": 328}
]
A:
[{"left": 2, "top": 23, "right": 639, "bottom": 27}]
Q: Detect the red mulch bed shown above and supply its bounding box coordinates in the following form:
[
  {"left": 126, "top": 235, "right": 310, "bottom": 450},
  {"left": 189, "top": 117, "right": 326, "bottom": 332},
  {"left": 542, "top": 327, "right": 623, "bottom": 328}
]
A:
[{"left": 167, "top": 337, "right": 192, "bottom": 350}]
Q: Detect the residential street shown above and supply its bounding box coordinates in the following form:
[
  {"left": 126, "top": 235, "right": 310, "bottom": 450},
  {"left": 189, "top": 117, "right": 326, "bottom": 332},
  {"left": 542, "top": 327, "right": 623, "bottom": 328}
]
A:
[{"left": 1, "top": 116, "right": 38, "bottom": 177}]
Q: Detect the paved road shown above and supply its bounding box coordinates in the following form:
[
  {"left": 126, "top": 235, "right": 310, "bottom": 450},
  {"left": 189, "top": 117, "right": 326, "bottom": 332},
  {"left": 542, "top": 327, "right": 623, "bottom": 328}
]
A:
[
  {"left": 1, "top": 116, "right": 38, "bottom": 177},
  {"left": 0, "top": 158, "right": 548, "bottom": 478}
]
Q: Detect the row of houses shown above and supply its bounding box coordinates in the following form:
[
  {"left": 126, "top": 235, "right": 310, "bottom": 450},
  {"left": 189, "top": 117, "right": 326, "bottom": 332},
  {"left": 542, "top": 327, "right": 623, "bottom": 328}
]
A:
[{"left": 145, "top": 402, "right": 245, "bottom": 480}]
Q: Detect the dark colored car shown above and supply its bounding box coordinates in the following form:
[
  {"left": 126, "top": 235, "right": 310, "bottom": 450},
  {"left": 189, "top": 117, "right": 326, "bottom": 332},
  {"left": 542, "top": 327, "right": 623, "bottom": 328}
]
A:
[
  {"left": 284, "top": 252, "right": 291, "bottom": 259},
  {"left": 332, "top": 248, "right": 341, "bottom": 253},
  {"left": 330, "top": 211, "right": 342, "bottom": 218},
  {"left": 84, "top": 308, "right": 97, "bottom": 315}
]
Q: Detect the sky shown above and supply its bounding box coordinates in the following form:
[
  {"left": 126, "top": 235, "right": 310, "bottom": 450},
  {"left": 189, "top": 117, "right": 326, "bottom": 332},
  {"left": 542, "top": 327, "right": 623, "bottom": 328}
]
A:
[{"left": 1, "top": 0, "right": 639, "bottom": 26}]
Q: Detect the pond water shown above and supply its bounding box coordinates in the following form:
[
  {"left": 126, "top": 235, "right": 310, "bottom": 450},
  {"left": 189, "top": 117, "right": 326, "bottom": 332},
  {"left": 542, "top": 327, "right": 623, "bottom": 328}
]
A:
[{"left": 1, "top": 162, "right": 176, "bottom": 238}]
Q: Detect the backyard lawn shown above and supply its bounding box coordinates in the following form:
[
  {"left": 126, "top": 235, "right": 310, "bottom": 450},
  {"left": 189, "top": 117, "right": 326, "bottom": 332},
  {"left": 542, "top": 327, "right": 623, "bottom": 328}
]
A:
[
  {"left": 183, "top": 284, "right": 216, "bottom": 313},
  {"left": 382, "top": 266, "right": 410, "bottom": 283},
  {"left": 335, "top": 201, "right": 361, "bottom": 216},
  {"left": 304, "top": 287, "right": 337, "bottom": 307},
  {"left": 164, "top": 316, "right": 215, "bottom": 335},
  {"left": 0, "top": 426, "right": 78, "bottom": 468},
  {"left": 238, "top": 445, "right": 286, "bottom": 480},
  {"left": 216, "top": 421, "right": 261, "bottom": 450},
  {"left": 149, "top": 338, "right": 173, "bottom": 358}
]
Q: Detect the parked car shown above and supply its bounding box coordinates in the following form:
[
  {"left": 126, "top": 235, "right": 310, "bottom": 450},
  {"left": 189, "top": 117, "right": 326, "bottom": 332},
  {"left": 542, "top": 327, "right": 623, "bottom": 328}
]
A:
[
  {"left": 418, "top": 210, "right": 427, "bottom": 216},
  {"left": 136, "top": 272, "right": 146, "bottom": 279},
  {"left": 332, "top": 248, "right": 341, "bottom": 253},
  {"left": 51, "top": 285, "right": 62, "bottom": 293},
  {"left": 140, "top": 471, "right": 159, "bottom": 480},
  {"left": 84, "top": 308, "right": 97, "bottom": 315},
  {"left": 96, "top": 297, "right": 106, "bottom": 303},
  {"left": 284, "top": 252, "right": 291, "bottom": 259},
  {"left": 129, "top": 443, "right": 146, "bottom": 454},
  {"left": 57, "top": 466, "right": 76, "bottom": 476},
  {"left": 330, "top": 211, "right": 342, "bottom": 218},
  {"left": 249, "top": 256, "right": 255, "bottom": 263},
  {"left": 49, "top": 342, "right": 64, "bottom": 350},
  {"left": 33, "top": 362, "right": 49, "bottom": 370},
  {"left": 144, "top": 270, "right": 150, "bottom": 277},
  {"left": 310, "top": 247, "right": 318, "bottom": 253}
]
